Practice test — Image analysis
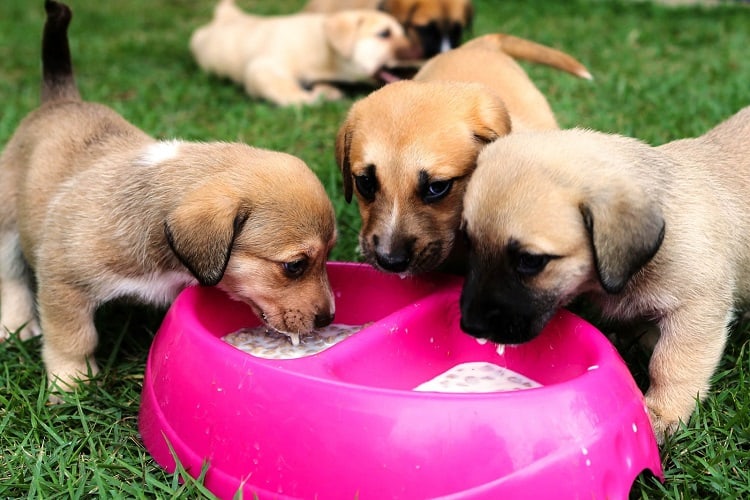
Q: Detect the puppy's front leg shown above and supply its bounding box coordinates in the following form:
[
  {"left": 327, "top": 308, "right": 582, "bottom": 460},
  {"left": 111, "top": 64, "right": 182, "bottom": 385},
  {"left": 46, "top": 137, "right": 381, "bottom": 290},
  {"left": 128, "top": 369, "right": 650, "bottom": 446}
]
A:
[
  {"left": 310, "top": 83, "right": 344, "bottom": 102},
  {"left": 37, "top": 282, "right": 100, "bottom": 399},
  {"left": 0, "top": 232, "right": 40, "bottom": 340},
  {"left": 645, "top": 301, "right": 731, "bottom": 443},
  {"left": 244, "top": 59, "right": 322, "bottom": 106}
]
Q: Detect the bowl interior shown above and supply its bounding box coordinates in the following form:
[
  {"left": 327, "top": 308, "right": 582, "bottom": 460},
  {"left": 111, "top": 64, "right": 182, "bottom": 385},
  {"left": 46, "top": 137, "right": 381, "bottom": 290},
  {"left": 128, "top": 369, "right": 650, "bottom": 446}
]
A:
[{"left": 185, "top": 262, "right": 598, "bottom": 392}]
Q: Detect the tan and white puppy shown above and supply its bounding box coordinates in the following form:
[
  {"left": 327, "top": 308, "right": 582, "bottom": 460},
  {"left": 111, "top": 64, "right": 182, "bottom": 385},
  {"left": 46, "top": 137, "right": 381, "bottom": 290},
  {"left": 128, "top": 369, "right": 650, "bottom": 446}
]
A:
[
  {"left": 303, "top": 0, "right": 474, "bottom": 59},
  {"left": 459, "top": 106, "right": 750, "bottom": 443},
  {"left": 190, "top": 0, "right": 413, "bottom": 106},
  {"left": 0, "top": 1, "right": 337, "bottom": 395},
  {"left": 336, "top": 33, "right": 591, "bottom": 275}
]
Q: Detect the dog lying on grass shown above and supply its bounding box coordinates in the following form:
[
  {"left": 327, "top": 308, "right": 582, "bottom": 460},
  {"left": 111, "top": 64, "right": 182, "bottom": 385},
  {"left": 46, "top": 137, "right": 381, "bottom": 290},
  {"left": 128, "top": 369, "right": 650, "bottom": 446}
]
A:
[
  {"left": 0, "top": 1, "right": 337, "bottom": 398},
  {"left": 190, "top": 0, "right": 415, "bottom": 106}
]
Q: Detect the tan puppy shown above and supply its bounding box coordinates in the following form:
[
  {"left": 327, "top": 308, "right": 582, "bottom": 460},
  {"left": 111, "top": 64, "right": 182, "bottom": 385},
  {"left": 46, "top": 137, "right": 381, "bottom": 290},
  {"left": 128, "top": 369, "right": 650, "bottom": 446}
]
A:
[
  {"left": 459, "top": 106, "right": 750, "bottom": 443},
  {"left": 190, "top": 0, "right": 413, "bottom": 106},
  {"left": 336, "top": 34, "right": 590, "bottom": 275},
  {"left": 303, "top": 0, "right": 474, "bottom": 59},
  {"left": 0, "top": 1, "right": 337, "bottom": 395}
]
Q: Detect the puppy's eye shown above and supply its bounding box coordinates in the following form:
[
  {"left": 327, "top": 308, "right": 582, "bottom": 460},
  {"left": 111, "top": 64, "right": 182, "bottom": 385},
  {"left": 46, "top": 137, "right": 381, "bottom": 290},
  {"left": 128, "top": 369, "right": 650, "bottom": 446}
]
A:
[
  {"left": 423, "top": 179, "right": 453, "bottom": 203},
  {"left": 283, "top": 258, "right": 308, "bottom": 278},
  {"left": 516, "top": 253, "right": 551, "bottom": 277},
  {"left": 377, "top": 28, "right": 392, "bottom": 39},
  {"left": 354, "top": 172, "right": 378, "bottom": 202}
]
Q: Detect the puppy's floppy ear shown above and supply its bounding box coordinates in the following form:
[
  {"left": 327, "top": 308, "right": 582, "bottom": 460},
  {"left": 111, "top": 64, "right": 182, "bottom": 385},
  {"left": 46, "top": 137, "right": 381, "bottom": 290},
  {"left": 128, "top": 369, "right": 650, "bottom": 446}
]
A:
[
  {"left": 580, "top": 192, "right": 665, "bottom": 294},
  {"left": 471, "top": 92, "right": 512, "bottom": 144},
  {"left": 324, "top": 11, "right": 361, "bottom": 58},
  {"left": 165, "top": 187, "right": 249, "bottom": 287},
  {"left": 335, "top": 119, "right": 354, "bottom": 203}
]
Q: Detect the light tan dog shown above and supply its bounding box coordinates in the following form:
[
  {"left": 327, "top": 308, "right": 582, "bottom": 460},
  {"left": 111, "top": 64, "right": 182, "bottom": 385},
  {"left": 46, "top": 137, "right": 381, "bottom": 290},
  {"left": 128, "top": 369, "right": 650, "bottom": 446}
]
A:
[
  {"left": 190, "top": 0, "right": 414, "bottom": 106},
  {"left": 459, "top": 106, "right": 750, "bottom": 443},
  {"left": 303, "top": 0, "right": 474, "bottom": 59},
  {"left": 0, "top": 1, "right": 337, "bottom": 396},
  {"left": 336, "top": 34, "right": 590, "bottom": 275}
]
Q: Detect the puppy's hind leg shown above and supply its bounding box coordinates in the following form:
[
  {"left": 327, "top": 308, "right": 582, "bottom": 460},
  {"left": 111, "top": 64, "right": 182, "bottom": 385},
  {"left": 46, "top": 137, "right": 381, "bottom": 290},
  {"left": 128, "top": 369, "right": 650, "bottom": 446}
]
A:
[
  {"left": 645, "top": 300, "right": 732, "bottom": 443},
  {"left": 0, "top": 232, "right": 40, "bottom": 340},
  {"left": 37, "top": 281, "right": 100, "bottom": 400}
]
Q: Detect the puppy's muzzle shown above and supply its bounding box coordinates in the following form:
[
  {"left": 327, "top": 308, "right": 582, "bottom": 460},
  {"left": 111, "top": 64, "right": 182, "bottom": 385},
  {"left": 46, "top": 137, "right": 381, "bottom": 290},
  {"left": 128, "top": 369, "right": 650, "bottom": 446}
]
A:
[
  {"left": 372, "top": 235, "right": 414, "bottom": 273},
  {"left": 459, "top": 271, "right": 557, "bottom": 344},
  {"left": 459, "top": 305, "right": 539, "bottom": 345},
  {"left": 314, "top": 311, "right": 335, "bottom": 329}
]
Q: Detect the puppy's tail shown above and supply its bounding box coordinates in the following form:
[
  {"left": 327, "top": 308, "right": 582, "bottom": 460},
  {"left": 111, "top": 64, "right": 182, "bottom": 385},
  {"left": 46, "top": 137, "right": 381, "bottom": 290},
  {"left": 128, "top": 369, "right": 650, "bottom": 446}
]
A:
[
  {"left": 41, "top": 0, "right": 81, "bottom": 104},
  {"left": 463, "top": 33, "right": 593, "bottom": 80},
  {"left": 215, "top": 0, "right": 241, "bottom": 21}
]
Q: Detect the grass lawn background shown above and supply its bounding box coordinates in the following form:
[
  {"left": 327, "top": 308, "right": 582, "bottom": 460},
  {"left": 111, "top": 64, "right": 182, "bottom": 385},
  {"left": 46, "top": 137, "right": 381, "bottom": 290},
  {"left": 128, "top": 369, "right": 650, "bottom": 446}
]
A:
[{"left": 1, "top": 0, "right": 749, "bottom": 497}]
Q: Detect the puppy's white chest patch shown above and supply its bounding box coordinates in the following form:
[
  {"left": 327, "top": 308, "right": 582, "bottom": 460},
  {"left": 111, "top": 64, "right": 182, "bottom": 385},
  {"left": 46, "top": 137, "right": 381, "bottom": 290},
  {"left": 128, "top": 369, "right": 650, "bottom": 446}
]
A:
[
  {"left": 138, "top": 140, "right": 183, "bottom": 166},
  {"left": 97, "top": 270, "right": 197, "bottom": 305}
]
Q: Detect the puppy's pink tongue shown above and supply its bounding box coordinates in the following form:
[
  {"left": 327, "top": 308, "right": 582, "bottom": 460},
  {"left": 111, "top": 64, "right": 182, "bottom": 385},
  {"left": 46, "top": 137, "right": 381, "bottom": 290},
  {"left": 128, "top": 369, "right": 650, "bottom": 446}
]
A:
[{"left": 376, "top": 69, "right": 401, "bottom": 84}]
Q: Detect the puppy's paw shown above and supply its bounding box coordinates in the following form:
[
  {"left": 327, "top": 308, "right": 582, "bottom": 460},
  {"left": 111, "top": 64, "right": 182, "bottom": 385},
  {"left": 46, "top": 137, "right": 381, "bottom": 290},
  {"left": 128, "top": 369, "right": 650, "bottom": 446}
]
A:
[
  {"left": 311, "top": 83, "right": 343, "bottom": 102},
  {"left": 645, "top": 392, "right": 695, "bottom": 444},
  {"left": 1, "top": 317, "right": 41, "bottom": 341},
  {"left": 21, "top": 319, "right": 41, "bottom": 340},
  {"left": 47, "top": 392, "right": 67, "bottom": 405},
  {"left": 46, "top": 357, "right": 100, "bottom": 403}
]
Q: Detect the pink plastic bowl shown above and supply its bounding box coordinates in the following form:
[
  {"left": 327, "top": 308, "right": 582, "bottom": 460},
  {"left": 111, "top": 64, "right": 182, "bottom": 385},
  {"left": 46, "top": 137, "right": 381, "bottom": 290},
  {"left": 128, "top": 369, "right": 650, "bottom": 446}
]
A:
[{"left": 139, "top": 262, "right": 662, "bottom": 499}]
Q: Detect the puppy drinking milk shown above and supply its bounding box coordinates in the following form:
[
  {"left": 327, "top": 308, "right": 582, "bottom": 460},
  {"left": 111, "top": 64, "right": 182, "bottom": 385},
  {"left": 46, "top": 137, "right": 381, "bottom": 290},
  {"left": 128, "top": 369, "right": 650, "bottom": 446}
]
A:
[
  {"left": 459, "top": 107, "right": 750, "bottom": 442},
  {"left": 0, "top": 1, "right": 337, "bottom": 396},
  {"left": 336, "top": 33, "right": 591, "bottom": 275},
  {"left": 303, "top": 0, "right": 474, "bottom": 59},
  {"left": 190, "top": 0, "right": 414, "bottom": 106}
]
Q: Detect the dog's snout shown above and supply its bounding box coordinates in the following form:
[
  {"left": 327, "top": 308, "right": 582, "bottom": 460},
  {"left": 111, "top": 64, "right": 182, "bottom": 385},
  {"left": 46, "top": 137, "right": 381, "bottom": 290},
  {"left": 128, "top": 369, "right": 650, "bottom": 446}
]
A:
[
  {"left": 460, "top": 266, "right": 554, "bottom": 344},
  {"left": 372, "top": 235, "right": 414, "bottom": 273},
  {"left": 375, "top": 249, "right": 411, "bottom": 273},
  {"left": 459, "top": 306, "right": 536, "bottom": 345},
  {"left": 458, "top": 314, "right": 492, "bottom": 340},
  {"left": 314, "top": 311, "right": 334, "bottom": 329}
]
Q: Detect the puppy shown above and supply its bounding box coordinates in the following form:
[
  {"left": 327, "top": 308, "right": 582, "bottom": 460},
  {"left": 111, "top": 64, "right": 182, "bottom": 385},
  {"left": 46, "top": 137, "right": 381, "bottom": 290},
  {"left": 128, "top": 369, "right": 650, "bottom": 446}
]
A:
[
  {"left": 459, "top": 106, "right": 750, "bottom": 443},
  {"left": 303, "top": 0, "right": 474, "bottom": 59},
  {"left": 0, "top": 1, "right": 337, "bottom": 395},
  {"left": 336, "top": 34, "right": 590, "bottom": 275},
  {"left": 190, "top": 0, "right": 413, "bottom": 106}
]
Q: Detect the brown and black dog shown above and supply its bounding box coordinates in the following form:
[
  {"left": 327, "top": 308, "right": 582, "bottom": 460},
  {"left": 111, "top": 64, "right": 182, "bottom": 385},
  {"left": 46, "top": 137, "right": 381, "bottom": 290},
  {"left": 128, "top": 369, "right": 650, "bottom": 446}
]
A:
[{"left": 303, "top": 0, "right": 474, "bottom": 59}]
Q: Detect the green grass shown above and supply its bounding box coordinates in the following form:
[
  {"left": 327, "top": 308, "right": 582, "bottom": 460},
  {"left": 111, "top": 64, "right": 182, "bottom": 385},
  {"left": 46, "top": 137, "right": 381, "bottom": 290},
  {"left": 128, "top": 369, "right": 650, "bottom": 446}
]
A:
[{"left": 1, "top": 0, "right": 749, "bottom": 498}]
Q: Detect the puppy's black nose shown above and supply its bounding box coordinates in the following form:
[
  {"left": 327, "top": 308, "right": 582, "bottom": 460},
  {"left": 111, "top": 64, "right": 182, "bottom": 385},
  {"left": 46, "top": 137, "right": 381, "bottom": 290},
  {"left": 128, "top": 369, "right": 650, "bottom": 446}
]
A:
[
  {"left": 314, "top": 312, "right": 334, "bottom": 329},
  {"left": 375, "top": 250, "right": 411, "bottom": 273}
]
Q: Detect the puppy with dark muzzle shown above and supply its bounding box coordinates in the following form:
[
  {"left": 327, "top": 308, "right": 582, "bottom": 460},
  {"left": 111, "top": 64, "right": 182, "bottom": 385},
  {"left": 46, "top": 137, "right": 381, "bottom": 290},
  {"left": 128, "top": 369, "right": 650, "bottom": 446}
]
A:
[
  {"left": 459, "top": 106, "right": 750, "bottom": 443},
  {"left": 303, "top": 0, "right": 474, "bottom": 59}
]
